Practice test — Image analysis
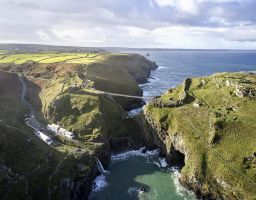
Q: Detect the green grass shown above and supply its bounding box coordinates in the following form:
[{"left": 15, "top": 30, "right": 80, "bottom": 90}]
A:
[
  {"left": 0, "top": 53, "right": 88, "bottom": 64},
  {"left": 145, "top": 72, "right": 256, "bottom": 199},
  {"left": 0, "top": 70, "right": 101, "bottom": 199},
  {"left": 0, "top": 50, "right": 7, "bottom": 54},
  {"left": 0, "top": 52, "right": 155, "bottom": 109},
  {"left": 0, "top": 52, "right": 105, "bottom": 64},
  {"left": 0, "top": 52, "right": 157, "bottom": 199}
]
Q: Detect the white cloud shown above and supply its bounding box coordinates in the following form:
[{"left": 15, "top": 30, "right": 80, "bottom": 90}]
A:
[
  {"left": 177, "top": 0, "right": 198, "bottom": 14},
  {"left": 153, "top": 0, "right": 175, "bottom": 7},
  {"left": 154, "top": 0, "right": 198, "bottom": 14},
  {"left": 0, "top": 0, "right": 256, "bottom": 49},
  {"left": 51, "top": 26, "right": 106, "bottom": 44},
  {"left": 36, "top": 30, "right": 50, "bottom": 41},
  {"left": 224, "top": 26, "right": 256, "bottom": 42}
]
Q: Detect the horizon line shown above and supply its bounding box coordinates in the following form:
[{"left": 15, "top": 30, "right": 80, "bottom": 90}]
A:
[{"left": 1, "top": 42, "right": 256, "bottom": 51}]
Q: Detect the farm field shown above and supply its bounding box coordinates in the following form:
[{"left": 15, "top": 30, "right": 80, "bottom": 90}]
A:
[{"left": 0, "top": 51, "right": 129, "bottom": 64}]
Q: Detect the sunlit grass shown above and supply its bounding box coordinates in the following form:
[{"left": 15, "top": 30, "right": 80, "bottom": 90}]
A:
[{"left": 145, "top": 72, "right": 256, "bottom": 199}]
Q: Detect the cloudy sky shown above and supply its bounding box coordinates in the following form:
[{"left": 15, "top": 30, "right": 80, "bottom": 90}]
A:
[{"left": 0, "top": 0, "right": 256, "bottom": 49}]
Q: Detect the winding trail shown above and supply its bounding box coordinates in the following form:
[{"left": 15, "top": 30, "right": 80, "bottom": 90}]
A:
[
  {"left": 18, "top": 75, "right": 42, "bottom": 131},
  {"left": 19, "top": 76, "right": 34, "bottom": 117}
]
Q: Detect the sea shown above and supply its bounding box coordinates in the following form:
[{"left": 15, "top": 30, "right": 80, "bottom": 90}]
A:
[{"left": 89, "top": 50, "right": 256, "bottom": 200}]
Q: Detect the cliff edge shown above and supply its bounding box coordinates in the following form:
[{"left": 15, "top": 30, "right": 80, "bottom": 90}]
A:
[{"left": 144, "top": 72, "right": 256, "bottom": 199}]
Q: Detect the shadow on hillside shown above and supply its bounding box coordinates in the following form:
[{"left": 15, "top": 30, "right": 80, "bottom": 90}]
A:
[
  {"left": 23, "top": 77, "right": 46, "bottom": 122},
  {"left": 0, "top": 72, "right": 72, "bottom": 199}
]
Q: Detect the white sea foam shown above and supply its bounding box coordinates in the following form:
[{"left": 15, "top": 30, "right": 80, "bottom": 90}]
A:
[
  {"left": 153, "top": 161, "right": 161, "bottom": 168},
  {"left": 172, "top": 171, "right": 196, "bottom": 199},
  {"left": 159, "top": 158, "right": 168, "bottom": 168},
  {"left": 127, "top": 107, "right": 142, "bottom": 116},
  {"left": 91, "top": 174, "right": 108, "bottom": 192},
  {"left": 127, "top": 186, "right": 140, "bottom": 196},
  {"left": 92, "top": 148, "right": 195, "bottom": 199},
  {"left": 111, "top": 148, "right": 159, "bottom": 161},
  {"left": 148, "top": 77, "right": 160, "bottom": 84},
  {"left": 158, "top": 65, "right": 167, "bottom": 69}
]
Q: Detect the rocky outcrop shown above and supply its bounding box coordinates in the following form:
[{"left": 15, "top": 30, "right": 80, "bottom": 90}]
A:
[
  {"left": 235, "top": 85, "right": 256, "bottom": 98},
  {"left": 109, "top": 137, "right": 134, "bottom": 152},
  {"left": 143, "top": 73, "right": 256, "bottom": 200},
  {"left": 150, "top": 77, "right": 193, "bottom": 108}
]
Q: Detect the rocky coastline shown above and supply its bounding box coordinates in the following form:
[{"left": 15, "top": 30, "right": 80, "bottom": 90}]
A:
[
  {"left": 1, "top": 50, "right": 255, "bottom": 200},
  {"left": 140, "top": 72, "right": 256, "bottom": 200}
]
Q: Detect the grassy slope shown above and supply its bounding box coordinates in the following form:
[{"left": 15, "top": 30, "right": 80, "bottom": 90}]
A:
[
  {"left": 0, "top": 51, "right": 156, "bottom": 199},
  {"left": 0, "top": 70, "right": 107, "bottom": 200},
  {"left": 0, "top": 53, "right": 155, "bottom": 140},
  {"left": 0, "top": 52, "right": 156, "bottom": 140},
  {"left": 0, "top": 52, "right": 156, "bottom": 108},
  {"left": 144, "top": 72, "right": 256, "bottom": 199},
  {"left": 0, "top": 71, "right": 63, "bottom": 199}
]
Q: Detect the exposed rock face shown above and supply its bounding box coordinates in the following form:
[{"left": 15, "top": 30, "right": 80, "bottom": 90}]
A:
[
  {"left": 150, "top": 77, "right": 193, "bottom": 108},
  {"left": 109, "top": 137, "right": 134, "bottom": 152},
  {"left": 58, "top": 161, "right": 100, "bottom": 200},
  {"left": 235, "top": 85, "right": 256, "bottom": 98},
  {"left": 167, "top": 144, "right": 185, "bottom": 168},
  {"left": 0, "top": 52, "right": 159, "bottom": 200},
  {"left": 143, "top": 73, "right": 256, "bottom": 200},
  {"left": 183, "top": 77, "right": 192, "bottom": 92}
]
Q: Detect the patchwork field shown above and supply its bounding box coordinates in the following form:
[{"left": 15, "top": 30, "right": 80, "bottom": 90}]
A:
[{"left": 0, "top": 51, "right": 129, "bottom": 64}]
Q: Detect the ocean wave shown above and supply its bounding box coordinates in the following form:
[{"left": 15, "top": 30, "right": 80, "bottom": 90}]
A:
[
  {"left": 111, "top": 147, "right": 159, "bottom": 161},
  {"left": 172, "top": 171, "right": 195, "bottom": 199},
  {"left": 159, "top": 158, "right": 168, "bottom": 168},
  {"left": 127, "top": 186, "right": 140, "bottom": 196},
  {"left": 127, "top": 186, "right": 157, "bottom": 200}
]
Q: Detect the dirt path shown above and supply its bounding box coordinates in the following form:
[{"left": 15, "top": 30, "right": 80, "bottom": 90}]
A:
[{"left": 18, "top": 76, "right": 42, "bottom": 131}]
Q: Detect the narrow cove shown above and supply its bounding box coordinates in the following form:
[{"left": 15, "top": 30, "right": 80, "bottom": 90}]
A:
[
  {"left": 89, "top": 149, "right": 195, "bottom": 200},
  {"left": 89, "top": 50, "right": 256, "bottom": 200}
]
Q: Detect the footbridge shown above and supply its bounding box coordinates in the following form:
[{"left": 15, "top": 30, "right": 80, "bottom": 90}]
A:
[{"left": 92, "top": 90, "right": 156, "bottom": 100}]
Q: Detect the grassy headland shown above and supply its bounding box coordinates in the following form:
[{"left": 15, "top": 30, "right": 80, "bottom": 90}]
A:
[
  {"left": 144, "top": 72, "right": 256, "bottom": 199},
  {"left": 0, "top": 50, "right": 157, "bottom": 199}
]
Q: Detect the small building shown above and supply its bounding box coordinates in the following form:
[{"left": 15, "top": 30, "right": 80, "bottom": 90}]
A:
[
  {"left": 47, "top": 124, "right": 60, "bottom": 132},
  {"left": 35, "top": 131, "right": 53, "bottom": 145},
  {"left": 60, "top": 128, "right": 74, "bottom": 139},
  {"left": 47, "top": 124, "right": 74, "bottom": 139}
]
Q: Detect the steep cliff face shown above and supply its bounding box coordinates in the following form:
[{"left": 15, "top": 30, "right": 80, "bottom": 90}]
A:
[
  {"left": 0, "top": 52, "right": 157, "bottom": 199},
  {"left": 143, "top": 72, "right": 256, "bottom": 200}
]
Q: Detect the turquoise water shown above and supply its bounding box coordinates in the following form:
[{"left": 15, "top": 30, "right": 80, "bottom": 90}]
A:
[
  {"left": 90, "top": 149, "right": 195, "bottom": 200},
  {"left": 90, "top": 50, "right": 256, "bottom": 199}
]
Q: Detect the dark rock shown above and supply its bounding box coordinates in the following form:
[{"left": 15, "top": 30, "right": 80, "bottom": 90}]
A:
[
  {"left": 166, "top": 145, "right": 185, "bottom": 169},
  {"left": 109, "top": 137, "right": 135, "bottom": 153},
  {"left": 142, "top": 148, "right": 147, "bottom": 153},
  {"left": 183, "top": 78, "right": 192, "bottom": 92}
]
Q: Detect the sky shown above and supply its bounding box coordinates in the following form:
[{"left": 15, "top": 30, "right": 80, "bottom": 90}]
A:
[{"left": 0, "top": 0, "right": 256, "bottom": 49}]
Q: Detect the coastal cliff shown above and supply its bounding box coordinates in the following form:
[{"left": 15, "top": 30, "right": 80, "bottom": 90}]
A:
[
  {"left": 1, "top": 49, "right": 255, "bottom": 200},
  {"left": 143, "top": 72, "right": 256, "bottom": 199},
  {"left": 0, "top": 52, "right": 157, "bottom": 199}
]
